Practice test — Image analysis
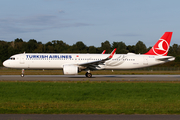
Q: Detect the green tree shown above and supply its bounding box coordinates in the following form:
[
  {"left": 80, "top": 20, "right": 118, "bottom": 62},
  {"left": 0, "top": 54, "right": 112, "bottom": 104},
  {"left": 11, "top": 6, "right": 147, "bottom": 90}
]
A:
[
  {"left": 33, "top": 44, "right": 44, "bottom": 53},
  {"left": 76, "top": 41, "right": 87, "bottom": 53},
  {"left": 14, "top": 38, "right": 23, "bottom": 43},
  {"left": 13, "top": 38, "right": 27, "bottom": 53},
  {"left": 101, "top": 40, "right": 111, "bottom": 53},
  {"left": 135, "top": 41, "right": 147, "bottom": 54},
  {"left": 52, "top": 40, "right": 69, "bottom": 53},
  {"left": 26, "top": 39, "right": 38, "bottom": 52},
  {"left": 88, "top": 46, "right": 96, "bottom": 53},
  {"left": 112, "top": 41, "right": 128, "bottom": 54},
  {"left": 45, "top": 42, "right": 54, "bottom": 53},
  {"left": 127, "top": 45, "right": 135, "bottom": 53},
  {"left": 0, "top": 41, "right": 9, "bottom": 63},
  {"left": 169, "top": 44, "right": 180, "bottom": 56},
  {"left": 70, "top": 41, "right": 87, "bottom": 53}
]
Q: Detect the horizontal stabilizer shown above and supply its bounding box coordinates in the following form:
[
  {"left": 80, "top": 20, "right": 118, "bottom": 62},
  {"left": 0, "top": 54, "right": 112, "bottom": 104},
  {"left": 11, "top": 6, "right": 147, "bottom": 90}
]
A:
[{"left": 156, "top": 56, "right": 175, "bottom": 61}]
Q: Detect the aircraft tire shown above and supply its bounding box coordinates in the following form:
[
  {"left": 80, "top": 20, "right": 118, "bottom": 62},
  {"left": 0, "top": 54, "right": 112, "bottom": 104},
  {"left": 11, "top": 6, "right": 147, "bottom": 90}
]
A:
[{"left": 86, "top": 73, "right": 92, "bottom": 78}]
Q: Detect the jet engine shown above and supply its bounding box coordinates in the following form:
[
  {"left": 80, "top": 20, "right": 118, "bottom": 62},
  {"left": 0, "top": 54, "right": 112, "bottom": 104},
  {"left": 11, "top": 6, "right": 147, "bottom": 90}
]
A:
[{"left": 63, "top": 64, "right": 78, "bottom": 75}]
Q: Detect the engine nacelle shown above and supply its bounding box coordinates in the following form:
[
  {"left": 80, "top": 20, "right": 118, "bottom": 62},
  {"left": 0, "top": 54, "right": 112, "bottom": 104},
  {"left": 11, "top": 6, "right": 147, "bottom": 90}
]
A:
[{"left": 63, "top": 64, "right": 78, "bottom": 75}]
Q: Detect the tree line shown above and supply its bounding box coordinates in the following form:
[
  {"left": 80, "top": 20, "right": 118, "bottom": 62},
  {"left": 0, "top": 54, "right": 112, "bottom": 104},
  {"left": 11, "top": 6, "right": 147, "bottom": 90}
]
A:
[{"left": 0, "top": 38, "right": 180, "bottom": 67}]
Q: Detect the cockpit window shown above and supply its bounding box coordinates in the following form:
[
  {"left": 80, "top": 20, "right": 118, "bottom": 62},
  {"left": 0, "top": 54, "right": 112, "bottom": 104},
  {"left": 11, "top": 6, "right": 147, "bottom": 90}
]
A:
[{"left": 9, "top": 57, "right": 15, "bottom": 60}]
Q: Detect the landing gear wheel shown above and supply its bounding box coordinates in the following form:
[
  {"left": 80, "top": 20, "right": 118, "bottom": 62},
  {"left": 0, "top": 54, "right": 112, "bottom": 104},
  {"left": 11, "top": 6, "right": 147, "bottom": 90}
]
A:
[{"left": 85, "top": 72, "right": 92, "bottom": 78}]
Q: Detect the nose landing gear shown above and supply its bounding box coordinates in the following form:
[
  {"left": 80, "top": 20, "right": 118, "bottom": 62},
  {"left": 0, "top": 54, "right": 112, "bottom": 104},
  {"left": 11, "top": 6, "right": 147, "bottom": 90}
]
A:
[{"left": 21, "top": 69, "right": 25, "bottom": 77}]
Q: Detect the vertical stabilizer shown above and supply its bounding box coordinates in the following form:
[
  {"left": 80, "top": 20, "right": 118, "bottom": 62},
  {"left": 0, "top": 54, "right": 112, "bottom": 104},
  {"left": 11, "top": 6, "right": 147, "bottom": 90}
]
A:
[{"left": 144, "top": 32, "right": 173, "bottom": 56}]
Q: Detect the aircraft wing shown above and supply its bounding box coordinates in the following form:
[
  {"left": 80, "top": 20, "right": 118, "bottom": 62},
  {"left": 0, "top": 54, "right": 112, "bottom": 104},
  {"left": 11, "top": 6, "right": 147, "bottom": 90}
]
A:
[{"left": 78, "top": 48, "right": 116, "bottom": 67}]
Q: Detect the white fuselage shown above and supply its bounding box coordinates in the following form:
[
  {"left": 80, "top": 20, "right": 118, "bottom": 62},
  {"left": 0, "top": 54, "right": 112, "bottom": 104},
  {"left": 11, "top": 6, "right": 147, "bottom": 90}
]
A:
[{"left": 3, "top": 53, "right": 175, "bottom": 70}]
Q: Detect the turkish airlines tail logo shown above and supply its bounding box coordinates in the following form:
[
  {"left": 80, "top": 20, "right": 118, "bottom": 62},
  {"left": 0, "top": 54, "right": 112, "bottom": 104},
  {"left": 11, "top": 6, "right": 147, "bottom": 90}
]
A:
[
  {"left": 155, "top": 40, "right": 167, "bottom": 51},
  {"left": 145, "top": 32, "right": 173, "bottom": 56}
]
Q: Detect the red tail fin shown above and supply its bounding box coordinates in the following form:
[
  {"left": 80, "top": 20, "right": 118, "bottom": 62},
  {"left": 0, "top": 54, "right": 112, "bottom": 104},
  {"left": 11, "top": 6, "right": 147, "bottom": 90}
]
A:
[{"left": 144, "top": 32, "right": 173, "bottom": 56}]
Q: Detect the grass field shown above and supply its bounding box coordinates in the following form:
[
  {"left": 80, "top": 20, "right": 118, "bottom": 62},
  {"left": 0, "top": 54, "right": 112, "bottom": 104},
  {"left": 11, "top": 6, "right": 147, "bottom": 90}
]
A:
[{"left": 0, "top": 82, "right": 180, "bottom": 114}]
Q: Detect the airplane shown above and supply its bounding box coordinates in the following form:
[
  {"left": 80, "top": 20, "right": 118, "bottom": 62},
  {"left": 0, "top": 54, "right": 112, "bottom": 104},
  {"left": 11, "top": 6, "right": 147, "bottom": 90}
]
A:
[{"left": 3, "top": 32, "right": 175, "bottom": 78}]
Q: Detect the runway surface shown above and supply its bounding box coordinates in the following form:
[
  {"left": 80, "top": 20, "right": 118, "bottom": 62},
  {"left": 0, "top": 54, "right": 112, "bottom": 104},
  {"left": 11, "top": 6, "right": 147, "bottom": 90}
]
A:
[
  {"left": 1, "top": 114, "right": 180, "bottom": 120},
  {"left": 1, "top": 75, "right": 180, "bottom": 81}
]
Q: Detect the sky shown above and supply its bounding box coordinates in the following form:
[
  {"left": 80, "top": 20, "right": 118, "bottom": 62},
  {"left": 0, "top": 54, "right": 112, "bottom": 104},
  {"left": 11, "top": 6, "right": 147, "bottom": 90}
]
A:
[{"left": 0, "top": 0, "right": 180, "bottom": 47}]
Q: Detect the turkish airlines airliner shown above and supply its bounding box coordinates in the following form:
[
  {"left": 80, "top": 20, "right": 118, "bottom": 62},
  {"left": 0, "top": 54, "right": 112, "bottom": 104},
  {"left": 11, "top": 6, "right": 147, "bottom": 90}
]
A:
[{"left": 3, "top": 32, "right": 175, "bottom": 78}]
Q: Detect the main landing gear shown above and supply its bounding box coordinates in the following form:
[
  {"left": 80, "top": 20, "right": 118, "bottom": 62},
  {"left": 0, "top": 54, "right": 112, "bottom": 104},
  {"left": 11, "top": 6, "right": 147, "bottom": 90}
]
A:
[
  {"left": 85, "top": 70, "right": 92, "bottom": 78},
  {"left": 21, "top": 69, "right": 25, "bottom": 77}
]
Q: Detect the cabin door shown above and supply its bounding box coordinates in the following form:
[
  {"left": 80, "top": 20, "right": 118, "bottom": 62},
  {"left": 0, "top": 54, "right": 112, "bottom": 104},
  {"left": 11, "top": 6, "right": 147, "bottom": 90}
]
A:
[
  {"left": 143, "top": 56, "right": 148, "bottom": 65},
  {"left": 20, "top": 55, "right": 25, "bottom": 64}
]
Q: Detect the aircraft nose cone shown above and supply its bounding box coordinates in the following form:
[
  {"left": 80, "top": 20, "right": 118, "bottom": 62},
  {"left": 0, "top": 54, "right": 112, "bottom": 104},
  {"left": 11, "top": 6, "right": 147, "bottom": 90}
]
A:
[{"left": 3, "top": 60, "right": 9, "bottom": 67}]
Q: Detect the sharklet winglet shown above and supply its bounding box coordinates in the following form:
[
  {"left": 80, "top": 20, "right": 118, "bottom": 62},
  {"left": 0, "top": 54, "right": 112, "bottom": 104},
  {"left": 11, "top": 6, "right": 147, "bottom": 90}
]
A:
[{"left": 108, "top": 48, "right": 117, "bottom": 59}]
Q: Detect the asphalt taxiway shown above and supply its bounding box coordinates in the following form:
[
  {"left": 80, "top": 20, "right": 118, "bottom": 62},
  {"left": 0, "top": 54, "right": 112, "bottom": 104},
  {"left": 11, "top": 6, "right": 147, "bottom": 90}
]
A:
[{"left": 1, "top": 75, "right": 180, "bottom": 81}]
